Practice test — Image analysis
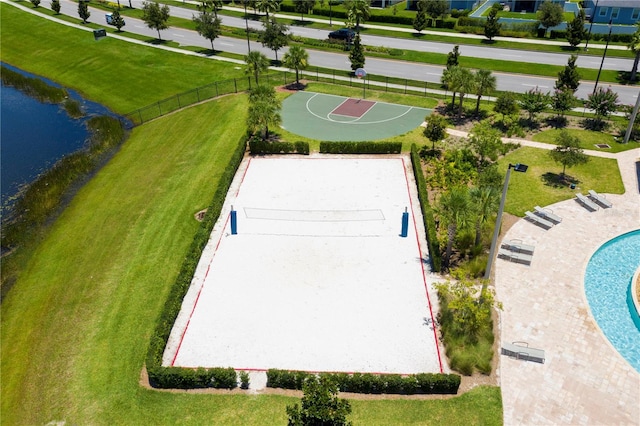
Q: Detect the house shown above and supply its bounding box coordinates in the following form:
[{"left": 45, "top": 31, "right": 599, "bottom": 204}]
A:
[
  {"left": 583, "top": 0, "right": 640, "bottom": 25},
  {"left": 405, "top": 0, "right": 479, "bottom": 12},
  {"left": 504, "top": 0, "right": 565, "bottom": 14}
]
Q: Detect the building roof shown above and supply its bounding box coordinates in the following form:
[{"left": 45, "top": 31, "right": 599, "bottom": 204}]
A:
[{"left": 596, "top": 0, "right": 640, "bottom": 9}]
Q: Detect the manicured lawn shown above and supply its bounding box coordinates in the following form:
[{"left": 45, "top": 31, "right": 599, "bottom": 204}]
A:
[
  {"left": 532, "top": 128, "right": 639, "bottom": 153},
  {"left": 0, "top": 2, "right": 242, "bottom": 113},
  {"left": 501, "top": 146, "right": 624, "bottom": 216}
]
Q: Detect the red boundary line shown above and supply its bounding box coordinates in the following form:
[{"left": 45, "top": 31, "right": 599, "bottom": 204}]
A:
[
  {"left": 171, "top": 159, "right": 254, "bottom": 366},
  {"left": 401, "top": 157, "right": 444, "bottom": 374}
]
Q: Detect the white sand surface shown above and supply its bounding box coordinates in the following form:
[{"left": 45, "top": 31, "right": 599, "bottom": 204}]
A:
[{"left": 163, "top": 157, "right": 444, "bottom": 374}]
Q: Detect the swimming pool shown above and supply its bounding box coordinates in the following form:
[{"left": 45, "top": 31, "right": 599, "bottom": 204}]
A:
[{"left": 584, "top": 230, "right": 640, "bottom": 372}]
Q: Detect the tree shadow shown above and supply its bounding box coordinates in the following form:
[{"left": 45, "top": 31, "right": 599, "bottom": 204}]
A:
[
  {"left": 146, "top": 38, "right": 169, "bottom": 45},
  {"left": 196, "top": 48, "right": 221, "bottom": 56},
  {"left": 616, "top": 71, "right": 639, "bottom": 85},
  {"left": 480, "top": 39, "right": 498, "bottom": 45},
  {"left": 559, "top": 45, "right": 581, "bottom": 52},
  {"left": 292, "top": 19, "right": 314, "bottom": 27},
  {"left": 542, "top": 172, "right": 579, "bottom": 188},
  {"left": 580, "top": 118, "right": 608, "bottom": 131},
  {"left": 519, "top": 117, "right": 541, "bottom": 131},
  {"left": 545, "top": 115, "right": 568, "bottom": 129},
  {"left": 411, "top": 32, "right": 427, "bottom": 38}
]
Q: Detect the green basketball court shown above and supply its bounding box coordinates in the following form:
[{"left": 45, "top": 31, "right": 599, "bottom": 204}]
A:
[{"left": 281, "top": 91, "right": 432, "bottom": 141}]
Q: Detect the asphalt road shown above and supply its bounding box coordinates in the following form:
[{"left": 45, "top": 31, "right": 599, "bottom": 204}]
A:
[{"left": 51, "top": 0, "right": 640, "bottom": 104}]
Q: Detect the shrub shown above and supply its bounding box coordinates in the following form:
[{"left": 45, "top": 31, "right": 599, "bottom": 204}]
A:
[
  {"left": 249, "top": 138, "right": 309, "bottom": 155},
  {"left": 239, "top": 371, "right": 250, "bottom": 389},
  {"left": 319, "top": 141, "right": 401, "bottom": 154},
  {"left": 410, "top": 145, "right": 441, "bottom": 272}
]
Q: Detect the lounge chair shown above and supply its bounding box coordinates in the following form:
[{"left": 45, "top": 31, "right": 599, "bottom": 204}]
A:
[
  {"left": 501, "top": 239, "right": 535, "bottom": 255},
  {"left": 498, "top": 248, "right": 533, "bottom": 265},
  {"left": 501, "top": 341, "right": 545, "bottom": 364},
  {"left": 588, "top": 190, "right": 613, "bottom": 208},
  {"left": 534, "top": 206, "right": 562, "bottom": 224},
  {"left": 576, "top": 193, "right": 598, "bottom": 211},
  {"left": 524, "top": 211, "right": 553, "bottom": 229}
]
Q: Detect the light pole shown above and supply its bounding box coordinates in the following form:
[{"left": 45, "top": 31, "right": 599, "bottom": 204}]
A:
[
  {"left": 484, "top": 163, "right": 528, "bottom": 280},
  {"left": 584, "top": 0, "right": 599, "bottom": 51},
  {"left": 593, "top": 19, "right": 612, "bottom": 96}
]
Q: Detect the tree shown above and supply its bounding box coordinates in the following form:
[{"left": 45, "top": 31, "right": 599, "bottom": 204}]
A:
[
  {"left": 51, "top": 0, "right": 61, "bottom": 14},
  {"left": 537, "top": 0, "right": 563, "bottom": 36},
  {"left": 446, "top": 45, "right": 460, "bottom": 70},
  {"left": 555, "top": 54, "right": 581, "bottom": 93},
  {"left": 193, "top": 11, "right": 222, "bottom": 50},
  {"left": 111, "top": 8, "right": 126, "bottom": 31},
  {"left": 30, "top": 0, "right": 40, "bottom": 8},
  {"left": 259, "top": 17, "right": 289, "bottom": 62},
  {"left": 494, "top": 91, "right": 519, "bottom": 123},
  {"left": 469, "top": 186, "right": 499, "bottom": 247},
  {"left": 566, "top": 9, "right": 587, "bottom": 48},
  {"left": 282, "top": 45, "right": 309, "bottom": 86},
  {"left": 434, "top": 274, "right": 500, "bottom": 341},
  {"left": 423, "top": 113, "right": 448, "bottom": 151},
  {"left": 586, "top": 86, "right": 619, "bottom": 125},
  {"left": 78, "top": 1, "right": 90, "bottom": 23},
  {"left": 344, "top": 0, "right": 370, "bottom": 34},
  {"left": 436, "top": 187, "right": 472, "bottom": 270},
  {"left": 348, "top": 33, "right": 365, "bottom": 71},
  {"left": 473, "top": 69, "right": 496, "bottom": 115},
  {"left": 455, "top": 67, "right": 475, "bottom": 117},
  {"left": 467, "top": 121, "right": 503, "bottom": 169},
  {"left": 424, "top": 0, "right": 448, "bottom": 28},
  {"left": 551, "top": 88, "right": 576, "bottom": 119},
  {"left": 484, "top": 6, "right": 501, "bottom": 41},
  {"left": 549, "top": 130, "right": 589, "bottom": 177},
  {"left": 245, "top": 50, "right": 270, "bottom": 85},
  {"left": 247, "top": 85, "right": 281, "bottom": 141},
  {"left": 441, "top": 66, "right": 468, "bottom": 111},
  {"left": 286, "top": 376, "right": 352, "bottom": 426},
  {"left": 199, "top": 0, "right": 223, "bottom": 18},
  {"left": 255, "top": 0, "right": 280, "bottom": 20},
  {"left": 413, "top": 0, "right": 428, "bottom": 34},
  {"left": 294, "top": 0, "right": 316, "bottom": 21},
  {"left": 627, "top": 23, "right": 640, "bottom": 82},
  {"left": 519, "top": 87, "right": 550, "bottom": 122},
  {"left": 142, "top": 1, "right": 170, "bottom": 40}
]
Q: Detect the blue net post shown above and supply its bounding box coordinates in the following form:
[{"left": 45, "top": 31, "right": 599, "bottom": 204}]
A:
[
  {"left": 230, "top": 207, "right": 237, "bottom": 235},
  {"left": 400, "top": 207, "right": 409, "bottom": 238}
]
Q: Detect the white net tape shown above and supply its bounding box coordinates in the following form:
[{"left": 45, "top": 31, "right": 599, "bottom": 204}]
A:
[{"left": 243, "top": 207, "right": 385, "bottom": 222}]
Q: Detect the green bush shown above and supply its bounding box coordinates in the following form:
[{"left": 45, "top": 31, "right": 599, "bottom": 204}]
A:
[
  {"left": 146, "top": 133, "right": 246, "bottom": 389},
  {"left": 456, "top": 16, "right": 485, "bottom": 28},
  {"left": 319, "top": 141, "right": 402, "bottom": 154},
  {"left": 149, "top": 366, "right": 237, "bottom": 389},
  {"left": 249, "top": 138, "right": 309, "bottom": 155},
  {"left": 410, "top": 144, "right": 441, "bottom": 272},
  {"left": 267, "top": 369, "right": 460, "bottom": 395}
]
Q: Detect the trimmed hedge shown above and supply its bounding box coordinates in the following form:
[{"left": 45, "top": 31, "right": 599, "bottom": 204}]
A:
[
  {"left": 267, "top": 369, "right": 461, "bottom": 395},
  {"left": 145, "top": 133, "right": 247, "bottom": 389},
  {"left": 410, "top": 144, "right": 441, "bottom": 272},
  {"left": 319, "top": 141, "right": 402, "bottom": 154},
  {"left": 249, "top": 138, "right": 309, "bottom": 155}
]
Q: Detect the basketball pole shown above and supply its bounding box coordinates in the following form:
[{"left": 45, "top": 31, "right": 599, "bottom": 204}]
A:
[{"left": 363, "top": 75, "right": 366, "bottom": 100}]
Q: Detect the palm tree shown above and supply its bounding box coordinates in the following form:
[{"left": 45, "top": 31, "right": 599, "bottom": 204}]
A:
[
  {"left": 247, "top": 85, "right": 281, "bottom": 140},
  {"left": 473, "top": 69, "right": 496, "bottom": 115},
  {"left": 469, "top": 187, "right": 500, "bottom": 248},
  {"left": 456, "top": 68, "right": 475, "bottom": 117},
  {"left": 437, "top": 187, "right": 472, "bottom": 270},
  {"left": 627, "top": 23, "right": 640, "bottom": 82},
  {"left": 282, "top": 45, "right": 309, "bottom": 86},
  {"left": 244, "top": 50, "right": 269, "bottom": 85},
  {"left": 255, "top": 0, "right": 279, "bottom": 20},
  {"left": 441, "top": 66, "right": 467, "bottom": 111},
  {"left": 344, "top": 0, "right": 370, "bottom": 34}
]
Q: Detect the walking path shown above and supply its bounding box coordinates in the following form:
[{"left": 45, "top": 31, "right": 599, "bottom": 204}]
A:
[{"left": 449, "top": 129, "right": 640, "bottom": 424}]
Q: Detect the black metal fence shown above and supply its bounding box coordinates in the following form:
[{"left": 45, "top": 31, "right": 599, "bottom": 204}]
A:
[{"left": 122, "top": 69, "right": 436, "bottom": 127}]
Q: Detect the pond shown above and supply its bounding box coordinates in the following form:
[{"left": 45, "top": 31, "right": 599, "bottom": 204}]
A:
[{"left": 1, "top": 63, "right": 121, "bottom": 210}]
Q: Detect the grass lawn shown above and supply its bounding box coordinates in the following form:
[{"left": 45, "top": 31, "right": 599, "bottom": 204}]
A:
[
  {"left": 500, "top": 146, "right": 624, "bottom": 216},
  {"left": 532, "top": 128, "right": 639, "bottom": 153},
  {"left": 0, "top": 2, "right": 243, "bottom": 113}
]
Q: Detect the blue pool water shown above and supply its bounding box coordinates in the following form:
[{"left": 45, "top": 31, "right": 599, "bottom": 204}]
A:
[{"left": 584, "top": 230, "right": 640, "bottom": 372}]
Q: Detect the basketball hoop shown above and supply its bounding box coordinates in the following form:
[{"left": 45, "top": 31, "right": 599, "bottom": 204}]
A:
[{"left": 355, "top": 68, "right": 367, "bottom": 99}]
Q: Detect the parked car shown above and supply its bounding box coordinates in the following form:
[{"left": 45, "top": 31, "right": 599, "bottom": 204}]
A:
[
  {"left": 105, "top": 13, "right": 125, "bottom": 26},
  {"left": 328, "top": 28, "right": 355, "bottom": 42}
]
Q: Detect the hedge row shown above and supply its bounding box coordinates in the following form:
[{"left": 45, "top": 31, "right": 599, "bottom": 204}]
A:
[
  {"left": 145, "top": 133, "right": 247, "bottom": 389},
  {"left": 319, "top": 141, "right": 402, "bottom": 154},
  {"left": 150, "top": 367, "right": 238, "bottom": 389},
  {"left": 410, "top": 144, "right": 441, "bottom": 272},
  {"left": 249, "top": 138, "right": 309, "bottom": 155},
  {"left": 267, "top": 369, "right": 461, "bottom": 395}
]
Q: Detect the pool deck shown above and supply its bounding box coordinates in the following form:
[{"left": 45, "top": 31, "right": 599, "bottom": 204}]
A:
[{"left": 492, "top": 142, "right": 640, "bottom": 425}]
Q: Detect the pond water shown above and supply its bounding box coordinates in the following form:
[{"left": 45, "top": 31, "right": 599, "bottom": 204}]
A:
[{"left": 1, "top": 63, "right": 121, "bottom": 208}]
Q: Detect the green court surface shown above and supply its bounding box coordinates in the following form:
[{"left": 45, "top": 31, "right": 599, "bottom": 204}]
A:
[{"left": 281, "top": 91, "right": 431, "bottom": 141}]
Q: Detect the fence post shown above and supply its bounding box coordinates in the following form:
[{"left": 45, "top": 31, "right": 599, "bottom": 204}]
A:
[
  {"left": 177, "top": 94, "right": 181, "bottom": 108},
  {"left": 424, "top": 81, "right": 427, "bottom": 96},
  {"left": 317, "top": 67, "right": 319, "bottom": 81},
  {"left": 386, "top": 77, "right": 388, "bottom": 92},
  {"left": 234, "top": 78, "right": 238, "bottom": 93},
  {"left": 197, "top": 87, "right": 200, "bottom": 103},
  {"left": 138, "top": 110, "right": 143, "bottom": 125},
  {"left": 157, "top": 102, "right": 162, "bottom": 117},
  {"left": 215, "top": 82, "right": 219, "bottom": 97},
  {"left": 404, "top": 79, "right": 408, "bottom": 94},
  {"left": 332, "top": 69, "right": 335, "bottom": 83}
]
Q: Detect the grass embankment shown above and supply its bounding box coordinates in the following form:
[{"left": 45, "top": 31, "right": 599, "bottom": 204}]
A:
[
  {"left": 0, "top": 2, "right": 243, "bottom": 113},
  {"left": 501, "top": 146, "right": 624, "bottom": 216}
]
